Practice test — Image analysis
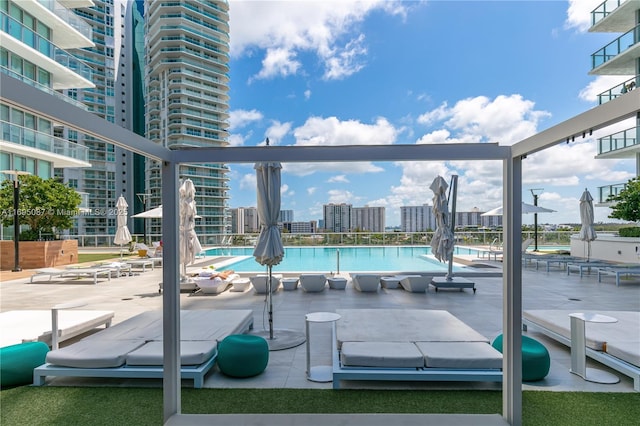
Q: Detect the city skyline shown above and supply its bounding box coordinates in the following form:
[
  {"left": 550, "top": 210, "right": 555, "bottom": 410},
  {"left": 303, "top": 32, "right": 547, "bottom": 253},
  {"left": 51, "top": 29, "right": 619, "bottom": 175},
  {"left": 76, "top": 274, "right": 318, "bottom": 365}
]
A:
[{"left": 224, "top": 0, "right": 637, "bottom": 227}]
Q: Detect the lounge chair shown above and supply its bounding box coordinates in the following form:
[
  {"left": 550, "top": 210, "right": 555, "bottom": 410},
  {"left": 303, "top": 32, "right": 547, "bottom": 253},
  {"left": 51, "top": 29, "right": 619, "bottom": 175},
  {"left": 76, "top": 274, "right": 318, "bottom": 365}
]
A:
[
  {"left": 566, "top": 261, "right": 616, "bottom": 277},
  {"left": 30, "top": 268, "right": 67, "bottom": 283},
  {"left": 333, "top": 309, "right": 503, "bottom": 389},
  {"left": 597, "top": 267, "right": 640, "bottom": 287},
  {"left": 399, "top": 275, "right": 430, "bottom": 293},
  {"left": 350, "top": 274, "right": 380, "bottom": 292},
  {"left": 33, "top": 309, "right": 254, "bottom": 388},
  {"left": 250, "top": 274, "right": 283, "bottom": 294},
  {"left": 299, "top": 274, "right": 327, "bottom": 292},
  {"left": 192, "top": 273, "right": 240, "bottom": 295}
]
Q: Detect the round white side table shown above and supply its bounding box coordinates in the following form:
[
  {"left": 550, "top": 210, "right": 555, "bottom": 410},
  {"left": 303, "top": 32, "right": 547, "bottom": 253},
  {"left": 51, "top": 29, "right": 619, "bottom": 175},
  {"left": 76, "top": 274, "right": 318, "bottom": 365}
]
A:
[
  {"left": 305, "top": 312, "right": 341, "bottom": 382},
  {"left": 569, "top": 312, "right": 620, "bottom": 384}
]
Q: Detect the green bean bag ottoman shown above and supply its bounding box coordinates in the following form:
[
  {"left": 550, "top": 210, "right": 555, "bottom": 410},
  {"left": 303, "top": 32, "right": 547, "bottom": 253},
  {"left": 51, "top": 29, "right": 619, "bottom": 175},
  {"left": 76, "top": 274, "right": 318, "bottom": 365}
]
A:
[
  {"left": 492, "top": 334, "right": 550, "bottom": 381},
  {"left": 217, "top": 335, "right": 269, "bottom": 378},
  {"left": 1, "top": 342, "right": 50, "bottom": 387}
]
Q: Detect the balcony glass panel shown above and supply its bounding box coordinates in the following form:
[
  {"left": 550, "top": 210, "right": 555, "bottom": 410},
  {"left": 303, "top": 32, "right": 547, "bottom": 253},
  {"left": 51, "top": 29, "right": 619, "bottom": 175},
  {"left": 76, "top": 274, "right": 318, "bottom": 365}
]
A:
[
  {"left": 1, "top": 120, "right": 89, "bottom": 162},
  {"left": 591, "top": 0, "right": 625, "bottom": 27},
  {"left": 598, "top": 183, "right": 626, "bottom": 203},
  {"left": 598, "top": 126, "right": 638, "bottom": 154},
  {"left": 597, "top": 75, "right": 638, "bottom": 104},
  {"left": 591, "top": 24, "right": 640, "bottom": 69}
]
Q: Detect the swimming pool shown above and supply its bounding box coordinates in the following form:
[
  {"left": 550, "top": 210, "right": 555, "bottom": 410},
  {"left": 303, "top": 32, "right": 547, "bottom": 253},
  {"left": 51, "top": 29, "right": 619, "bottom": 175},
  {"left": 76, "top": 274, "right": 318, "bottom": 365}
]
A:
[{"left": 204, "top": 246, "right": 466, "bottom": 273}]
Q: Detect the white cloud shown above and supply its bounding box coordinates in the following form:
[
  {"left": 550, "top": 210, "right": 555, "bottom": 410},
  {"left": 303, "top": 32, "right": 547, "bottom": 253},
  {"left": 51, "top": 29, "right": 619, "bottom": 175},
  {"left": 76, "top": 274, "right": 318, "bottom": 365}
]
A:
[
  {"left": 229, "top": 0, "right": 410, "bottom": 81},
  {"left": 327, "top": 189, "right": 360, "bottom": 204},
  {"left": 284, "top": 116, "right": 396, "bottom": 176},
  {"left": 239, "top": 173, "right": 256, "bottom": 190},
  {"left": 227, "top": 133, "right": 247, "bottom": 147},
  {"left": 229, "top": 109, "right": 263, "bottom": 130},
  {"left": 304, "top": 89, "right": 312, "bottom": 100},
  {"left": 565, "top": 0, "right": 602, "bottom": 32},
  {"left": 307, "top": 187, "right": 317, "bottom": 195},
  {"left": 327, "top": 175, "right": 349, "bottom": 183},
  {"left": 265, "top": 121, "right": 293, "bottom": 145},
  {"left": 579, "top": 76, "right": 634, "bottom": 103}
]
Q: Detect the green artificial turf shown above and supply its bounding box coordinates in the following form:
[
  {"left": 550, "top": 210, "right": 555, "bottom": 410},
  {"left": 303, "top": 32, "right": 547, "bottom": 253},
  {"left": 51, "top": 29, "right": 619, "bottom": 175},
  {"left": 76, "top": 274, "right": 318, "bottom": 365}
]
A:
[{"left": 1, "top": 387, "right": 639, "bottom": 425}]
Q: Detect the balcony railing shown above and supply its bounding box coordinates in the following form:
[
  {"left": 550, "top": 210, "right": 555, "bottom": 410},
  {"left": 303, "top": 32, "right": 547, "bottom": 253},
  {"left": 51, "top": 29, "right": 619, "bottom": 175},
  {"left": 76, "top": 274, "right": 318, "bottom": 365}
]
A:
[
  {"left": 0, "top": 67, "right": 88, "bottom": 110},
  {"left": 1, "top": 120, "right": 89, "bottom": 163},
  {"left": 591, "top": 0, "right": 626, "bottom": 27},
  {"left": 592, "top": 24, "right": 640, "bottom": 69},
  {"left": 597, "top": 75, "right": 638, "bottom": 104},
  {"left": 37, "top": 0, "right": 93, "bottom": 41},
  {"left": 598, "top": 183, "right": 627, "bottom": 203},
  {"left": 598, "top": 126, "right": 638, "bottom": 155},
  {"left": 1, "top": 11, "right": 93, "bottom": 83}
]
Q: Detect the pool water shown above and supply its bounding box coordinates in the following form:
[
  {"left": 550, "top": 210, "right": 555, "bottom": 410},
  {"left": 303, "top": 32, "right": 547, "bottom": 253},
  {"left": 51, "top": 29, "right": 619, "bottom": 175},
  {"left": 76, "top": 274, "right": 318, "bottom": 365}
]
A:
[{"left": 204, "top": 246, "right": 466, "bottom": 273}]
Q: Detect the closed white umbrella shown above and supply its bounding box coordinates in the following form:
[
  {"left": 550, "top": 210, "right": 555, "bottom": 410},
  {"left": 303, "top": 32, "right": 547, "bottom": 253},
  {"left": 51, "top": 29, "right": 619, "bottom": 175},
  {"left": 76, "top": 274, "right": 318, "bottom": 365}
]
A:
[
  {"left": 113, "top": 195, "right": 132, "bottom": 259},
  {"left": 253, "top": 161, "right": 284, "bottom": 342},
  {"left": 579, "top": 188, "right": 597, "bottom": 261},
  {"left": 430, "top": 175, "right": 455, "bottom": 263},
  {"left": 179, "top": 179, "right": 202, "bottom": 277}
]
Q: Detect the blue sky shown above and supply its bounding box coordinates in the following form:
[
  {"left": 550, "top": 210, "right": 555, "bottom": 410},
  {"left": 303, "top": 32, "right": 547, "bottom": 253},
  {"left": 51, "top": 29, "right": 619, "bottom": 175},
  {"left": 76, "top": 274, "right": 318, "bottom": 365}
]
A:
[{"left": 224, "top": 0, "right": 636, "bottom": 226}]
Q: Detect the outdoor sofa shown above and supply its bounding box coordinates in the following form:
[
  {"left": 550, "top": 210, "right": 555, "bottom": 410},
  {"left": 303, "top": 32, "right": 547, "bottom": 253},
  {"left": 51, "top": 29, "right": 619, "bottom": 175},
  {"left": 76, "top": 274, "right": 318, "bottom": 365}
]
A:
[
  {"left": 34, "top": 309, "right": 253, "bottom": 388},
  {"left": 523, "top": 309, "right": 639, "bottom": 391},
  {"left": 332, "top": 309, "right": 503, "bottom": 389}
]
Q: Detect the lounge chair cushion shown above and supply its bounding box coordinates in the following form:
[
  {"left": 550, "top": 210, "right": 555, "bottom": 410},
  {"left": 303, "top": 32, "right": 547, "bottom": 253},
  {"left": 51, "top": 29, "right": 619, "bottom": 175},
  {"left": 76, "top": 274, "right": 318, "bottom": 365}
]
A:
[
  {"left": 606, "top": 341, "right": 640, "bottom": 368},
  {"left": 46, "top": 339, "right": 146, "bottom": 368},
  {"left": 126, "top": 341, "right": 218, "bottom": 366},
  {"left": 340, "top": 342, "right": 424, "bottom": 368},
  {"left": 415, "top": 342, "right": 503, "bottom": 369}
]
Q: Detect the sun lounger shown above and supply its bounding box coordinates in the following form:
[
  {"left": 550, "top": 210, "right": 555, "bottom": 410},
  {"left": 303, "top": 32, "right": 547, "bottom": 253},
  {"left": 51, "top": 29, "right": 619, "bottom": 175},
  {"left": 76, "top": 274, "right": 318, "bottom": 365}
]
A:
[
  {"left": 30, "top": 268, "right": 67, "bottom": 283},
  {"left": 33, "top": 267, "right": 113, "bottom": 285},
  {"left": 125, "top": 259, "right": 155, "bottom": 272},
  {"left": 597, "top": 267, "right": 640, "bottom": 287},
  {"left": 250, "top": 274, "right": 283, "bottom": 294},
  {"left": 93, "top": 262, "right": 133, "bottom": 278},
  {"left": 566, "top": 261, "right": 616, "bottom": 278},
  {"left": 34, "top": 309, "right": 253, "bottom": 388},
  {"left": 350, "top": 274, "right": 380, "bottom": 292},
  {"left": 192, "top": 273, "right": 240, "bottom": 295},
  {"left": 523, "top": 310, "right": 640, "bottom": 391},
  {"left": 399, "top": 275, "right": 430, "bottom": 293},
  {"left": 332, "top": 309, "right": 503, "bottom": 389},
  {"left": 0, "top": 310, "right": 114, "bottom": 348},
  {"left": 299, "top": 274, "right": 327, "bottom": 292}
]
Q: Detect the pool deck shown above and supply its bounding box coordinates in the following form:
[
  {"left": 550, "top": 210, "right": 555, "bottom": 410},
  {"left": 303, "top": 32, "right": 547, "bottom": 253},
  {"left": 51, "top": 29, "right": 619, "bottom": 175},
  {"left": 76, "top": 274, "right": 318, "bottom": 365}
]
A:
[{"left": 1, "top": 250, "right": 638, "bottom": 394}]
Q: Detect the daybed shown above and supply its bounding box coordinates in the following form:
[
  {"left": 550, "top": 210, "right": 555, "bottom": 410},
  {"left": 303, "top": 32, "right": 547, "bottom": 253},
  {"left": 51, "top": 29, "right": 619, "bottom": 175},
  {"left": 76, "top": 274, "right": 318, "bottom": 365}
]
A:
[
  {"left": 192, "top": 273, "right": 240, "bottom": 295},
  {"left": 0, "top": 310, "right": 114, "bottom": 348},
  {"left": 523, "top": 309, "right": 639, "bottom": 391},
  {"left": 34, "top": 309, "right": 253, "bottom": 388},
  {"left": 350, "top": 274, "right": 380, "bottom": 292},
  {"left": 399, "top": 275, "right": 430, "bottom": 293},
  {"left": 332, "top": 309, "right": 503, "bottom": 389},
  {"left": 597, "top": 267, "right": 640, "bottom": 287}
]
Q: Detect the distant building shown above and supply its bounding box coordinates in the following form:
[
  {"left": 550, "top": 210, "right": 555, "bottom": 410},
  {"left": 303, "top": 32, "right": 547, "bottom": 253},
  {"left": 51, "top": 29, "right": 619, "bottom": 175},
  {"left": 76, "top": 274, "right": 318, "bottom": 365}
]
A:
[
  {"left": 278, "top": 209, "right": 294, "bottom": 223},
  {"left": 456, "top": 207, "right": 484, "bottom": 228},
  {"left": 323, "top": 203, "right": 352, "bottom": 232},
  {"left": 229, "top": 207, "right": 259, "bottom": 233},
  {"left": 400, "top": 205, "right": 434, "bottom": 232},
  {"left": 282, "top": 221, "right": 317, "bottom": 234},
  {"left": 353, "top": 206, "right": 385, "bottom": 232}
]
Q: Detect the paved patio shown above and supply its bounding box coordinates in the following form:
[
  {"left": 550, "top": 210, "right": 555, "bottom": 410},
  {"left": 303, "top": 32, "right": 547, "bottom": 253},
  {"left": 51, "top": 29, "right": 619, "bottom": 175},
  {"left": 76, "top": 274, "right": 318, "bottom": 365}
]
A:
[{"left": 1, "top": 252, "right": 638, "bottom": 393}]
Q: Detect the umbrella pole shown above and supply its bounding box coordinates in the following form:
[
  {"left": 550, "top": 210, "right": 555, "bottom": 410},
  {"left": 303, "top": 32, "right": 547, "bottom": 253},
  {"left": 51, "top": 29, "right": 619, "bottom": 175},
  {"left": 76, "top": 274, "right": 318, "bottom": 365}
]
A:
[
  {"left": 447, "top": 175, "right": 458, "bottom": 280},
  {"left": 268, "top": 265, "right": 274, "bottom": 340}
]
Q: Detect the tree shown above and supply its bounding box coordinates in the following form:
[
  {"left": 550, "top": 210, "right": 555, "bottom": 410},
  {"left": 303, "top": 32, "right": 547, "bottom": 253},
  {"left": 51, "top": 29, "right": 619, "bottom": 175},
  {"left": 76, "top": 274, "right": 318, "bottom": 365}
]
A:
[
  {"left": 0, "top": 175, "right": 81, "bottom": 240},
  {"left": 608, "top": 177, "right": 640, "bottom": 223}
]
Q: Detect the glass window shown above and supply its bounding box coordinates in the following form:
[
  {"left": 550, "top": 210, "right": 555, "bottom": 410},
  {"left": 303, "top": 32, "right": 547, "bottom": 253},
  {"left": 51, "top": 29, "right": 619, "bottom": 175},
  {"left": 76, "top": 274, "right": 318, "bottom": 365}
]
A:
[
  {"left": 24, "top": 113, "right": 35, "bottom": 130},
  {"left": 0, "top": 48, "right": 8, "bottom": 68},
  {"left": 37, "top": 160, "right": 51, "bottom": 179},
  {"left": 10, "top": 108, "right": 23, "bottom": 125},
  {"left": 0, "top": 152, "right": 10, "bottom": 171},
  {"left": 13, "top": 155, "right": 26, "bottom": 172},
  {"left": 38, "top": 69, "right": 50, "bottom": 87},
  {"left": 23, "top": 61, "right": 35, "bottom": 81},
  {"left": 36, "top": 21, "right": 50, "bottom": 39},
  {"left": 38, "top": 117, "right": 51, "bottom": 134},
  {"left": 1, "top": 0, "right": 8, "bottom": 13},
  {"left": 25, "top": 158, "right": 35, "bottom": 174},
  {"left": 9, "top": 3, "right": 21, "bottom": 21},
  {"left": 10, "top": 53, "right": 22, "bottom": 75}
]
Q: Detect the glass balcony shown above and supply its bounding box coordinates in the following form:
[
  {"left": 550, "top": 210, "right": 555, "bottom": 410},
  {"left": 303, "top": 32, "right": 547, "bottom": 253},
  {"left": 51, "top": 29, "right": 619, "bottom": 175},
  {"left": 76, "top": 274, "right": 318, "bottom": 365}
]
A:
[
  {"left": 597, "top": 183, "right": 627, "bottom": 203},
  {"left": 597, "top": 75, "right": 638, "bottom": 104},
  {"left": 1, "top": 12, "right": 93, "bottom": 83},
  {"left": 1, "top": 120, "right": 89, "bottom": 163},
  {"left": 591, "top": 24, "right": 640, "bottom": 69},
  {"left": 37, "top": 0, "right": 93, "bottom": 41},
  {"left": 591, "top": 0, "right": 625, "bottom": 27},
  {"left": 598, "top": 126, "right": 638, "bottom": 155},
  {"left": 0, "top": 67, "right": 88, "bottom": 110}
]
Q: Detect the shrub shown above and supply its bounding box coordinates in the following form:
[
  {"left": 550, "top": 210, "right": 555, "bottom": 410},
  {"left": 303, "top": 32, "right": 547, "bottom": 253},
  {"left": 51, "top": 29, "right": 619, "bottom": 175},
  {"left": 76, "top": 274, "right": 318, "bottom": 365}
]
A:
[{"left": 618, "top": 227, "right": 640, "bottom": 238}]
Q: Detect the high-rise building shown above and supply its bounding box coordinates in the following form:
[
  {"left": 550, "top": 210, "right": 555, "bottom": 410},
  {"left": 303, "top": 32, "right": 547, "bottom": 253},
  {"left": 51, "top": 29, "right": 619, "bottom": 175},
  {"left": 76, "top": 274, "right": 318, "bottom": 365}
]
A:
[
  {"left": 323, "top": 203, "right": 351, "bottom": 232},
  {"left": 282, "top": 221, "right": 317, "bottom": 234},
  {"left": 144, "top": 0, "right": 231, "bottom": 243},
  {"left": 352, "top": 206, "right": 385, "bottom": 232},
  {"left": 229, "top": 207, "right": 259, "bottom": 234},
  {"left": 589, "top": 1, "right": 639, "bottom": 206},
  {"left": 400, "top": 205, "right": 434, "bottom": 232},
  {"left": 1, "top": 0, "right": 93, "bottom": 219},
  {"left": 456, "top": 207, "right": 484, "bottom": 228}
]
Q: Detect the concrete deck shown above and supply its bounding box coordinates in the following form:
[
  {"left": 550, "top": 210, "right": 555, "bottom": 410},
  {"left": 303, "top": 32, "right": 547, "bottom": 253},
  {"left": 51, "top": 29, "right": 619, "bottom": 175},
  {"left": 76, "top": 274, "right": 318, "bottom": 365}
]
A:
[{"left": 1, "top": 252, "right": 638, "bottom": 394}]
